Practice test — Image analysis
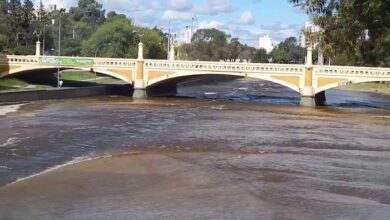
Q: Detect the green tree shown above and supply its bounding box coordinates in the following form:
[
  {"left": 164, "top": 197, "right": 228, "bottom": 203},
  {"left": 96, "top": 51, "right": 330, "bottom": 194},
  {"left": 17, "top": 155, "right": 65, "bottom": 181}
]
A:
[
  {"left": 225, "top": 38, "right": 242, "bottom": 62},
  {"left": 69, "top": 0, "right": 105, "bottom": 39},
  {"left": 8, "top": 0, "right": 23, "bottom": 48},
  {"left": 290, "top": 0, "right": 390, "bottom": 66},
  {"left": 81, "top": 13, "right": 165, "bottom": 59},
  {"left": 21, "top": 0, "right": 36, "bottom": 44},
  {"left": 252, "top": 49, "right": 268, "bottom": 63},
  {"left": 270, "top": 37, "right": 305, "bottom": 64},
  {"left": 182, "top": 28, "right": 229, "bottom": 61},
  {"left": 0, "top": 0, "right": 9, "bottom": 53}
]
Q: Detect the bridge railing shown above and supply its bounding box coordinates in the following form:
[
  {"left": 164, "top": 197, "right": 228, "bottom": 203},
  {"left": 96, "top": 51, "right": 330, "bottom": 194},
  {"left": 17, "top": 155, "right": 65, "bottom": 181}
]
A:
[
  {"left": 2, "top": 55, "right": 137, "bottom": 68},
  {"left": 144, "top": 60, "right": 305, "bottom": 75},
  {"left": 3, "top": 55, "right": 39, "bottom": 64},
  {"left": 313, "top": 65, "right": 390, "bottom": 78}
]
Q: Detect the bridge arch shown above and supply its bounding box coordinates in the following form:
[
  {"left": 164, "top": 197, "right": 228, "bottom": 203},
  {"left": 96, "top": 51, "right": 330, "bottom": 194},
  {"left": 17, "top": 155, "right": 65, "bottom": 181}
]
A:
[
  {"left": 146, "top": 71, "right": 301, "bottom": 93},
  {"left": 1, "top": 66, "right": 132, "bottom": 84},
  {"left": 315, "top": 78, "right": 390, "bottom": 94}
]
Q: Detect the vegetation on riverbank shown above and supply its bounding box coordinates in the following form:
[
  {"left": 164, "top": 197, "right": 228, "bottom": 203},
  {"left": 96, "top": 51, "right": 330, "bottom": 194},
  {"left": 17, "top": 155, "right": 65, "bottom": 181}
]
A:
[
  {"left": 0, "top": 71, "right": 117, "bottom": 91},
  {"left": 0, "top": 78, "right": 28, "bottom": 90},
  {"left": 337, "top": 83, "right": 390, "bottom": 94}
]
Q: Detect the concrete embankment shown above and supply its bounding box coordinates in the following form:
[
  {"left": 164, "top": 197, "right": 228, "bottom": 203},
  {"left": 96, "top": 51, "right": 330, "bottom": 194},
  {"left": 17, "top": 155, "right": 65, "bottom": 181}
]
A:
[{"left": 0, "top": 85, "right": 133, "bottom": 103}]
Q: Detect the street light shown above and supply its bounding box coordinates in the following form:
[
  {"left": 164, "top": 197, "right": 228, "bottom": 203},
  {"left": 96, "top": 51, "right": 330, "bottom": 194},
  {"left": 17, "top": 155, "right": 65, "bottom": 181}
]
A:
[
  {"left": 94, "top": 43, "right": 111, "bottom": 57},
  {"left": 94, "top": 42, "right": 111, "bottom": 81},
  {"left": 57, "top": 8, "right": 65, "bottom": 88}
]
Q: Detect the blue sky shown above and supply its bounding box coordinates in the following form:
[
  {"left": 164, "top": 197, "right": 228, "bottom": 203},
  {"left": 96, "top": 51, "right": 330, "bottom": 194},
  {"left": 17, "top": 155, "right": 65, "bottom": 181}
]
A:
[{"left": 36, "top": 0, "right": 309, "bottom": 46}]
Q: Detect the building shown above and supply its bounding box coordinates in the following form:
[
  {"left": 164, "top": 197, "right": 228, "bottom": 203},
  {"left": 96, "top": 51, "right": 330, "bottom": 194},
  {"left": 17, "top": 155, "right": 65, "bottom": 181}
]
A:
[
  {"left": 184, "top": 26, "right": 193, "bottom": 44},
  {"left": 48, "top": 4, "right": 57, "bottom": 12},
  {"left": 298, "top": 21, "right": 321, "bottom": 48},
  {"left": 258, "top": 35, "right": 274, "bottom": 53}
]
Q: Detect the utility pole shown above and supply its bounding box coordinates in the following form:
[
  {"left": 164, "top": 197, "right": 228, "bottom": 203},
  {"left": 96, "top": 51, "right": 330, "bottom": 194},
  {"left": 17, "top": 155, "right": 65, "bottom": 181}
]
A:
[
  {"left": 191, "top": 17, "right": 194, "bottom": 43},
  {"left": 57, "top": 8, "right": 65, "bottom": 88},
  {"left": 168, "top": 20, "right": 171, "bottom": 59}
]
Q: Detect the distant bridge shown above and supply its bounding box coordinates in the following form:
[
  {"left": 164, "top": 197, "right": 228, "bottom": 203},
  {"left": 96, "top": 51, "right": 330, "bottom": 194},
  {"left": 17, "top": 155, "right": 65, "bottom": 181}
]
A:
[{"left": 0, "top": 42, "right": 389, "bottom": 106}]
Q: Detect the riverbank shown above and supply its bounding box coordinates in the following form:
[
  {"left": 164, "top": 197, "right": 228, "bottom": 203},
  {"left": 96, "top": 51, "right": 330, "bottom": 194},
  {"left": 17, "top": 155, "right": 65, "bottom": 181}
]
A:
[
  {"left": 0, "top": 103, "right": 25, "bottom": 116},
  {"left": 337, "top": 82, "right": 390, "bottom": 94},
  {"left": 0, "top": 71, "right": 116, "bottom": 91}
]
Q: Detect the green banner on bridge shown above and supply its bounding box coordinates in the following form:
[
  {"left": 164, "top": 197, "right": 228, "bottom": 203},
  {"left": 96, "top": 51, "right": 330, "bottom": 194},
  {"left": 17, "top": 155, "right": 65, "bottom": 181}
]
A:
[{"left": 38, "top": 57, "right": 93, "bottom": 66}]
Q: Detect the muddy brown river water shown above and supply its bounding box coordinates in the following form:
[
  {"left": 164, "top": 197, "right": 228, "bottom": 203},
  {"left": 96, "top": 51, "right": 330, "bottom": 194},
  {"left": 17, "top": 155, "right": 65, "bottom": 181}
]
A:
[{"left": 0, "top": 79, "right": 389, "bottom": 220}]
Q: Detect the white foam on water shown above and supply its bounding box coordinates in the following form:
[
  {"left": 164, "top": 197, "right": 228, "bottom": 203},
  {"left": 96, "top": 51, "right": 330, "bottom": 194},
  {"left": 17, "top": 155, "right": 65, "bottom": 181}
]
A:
[
  {"left": 0, "top": 104, "right": 25, "bottom": 116},
  {"left": 204, "top": 92, "right": 218, "bottom": 95},
  {"left": 0, "top": 137, "right": 21, "bottom": 148},
  {"left": 370, "top": 116, "right": 390, "bottom": 119},
  {"left": 5, "top": 153, "right": 113, "bottom": 187}
]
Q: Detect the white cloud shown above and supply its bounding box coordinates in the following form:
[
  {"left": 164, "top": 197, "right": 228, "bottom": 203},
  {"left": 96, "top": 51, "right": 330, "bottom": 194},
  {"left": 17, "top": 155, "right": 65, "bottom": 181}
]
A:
[
  {"left": 194, "top": 0, "right": 235, "bottom": 15},
  {"left": 169, "top": 0, "right": 192, "bottom": 11},
  {"left": 236, "top": 11, "right": 255, "bottom": 25},
  {"left": 197, "top": 20, "right": 224, "bottom": 29},
  {"left": 34, "top": 0, "right": 77, "bottom": 9},
  {"left": 101, "top": 0, "right": 146, "bottom": 12},
  {"left": 162, "top": 10, "right": 194, "bottom": 21}
]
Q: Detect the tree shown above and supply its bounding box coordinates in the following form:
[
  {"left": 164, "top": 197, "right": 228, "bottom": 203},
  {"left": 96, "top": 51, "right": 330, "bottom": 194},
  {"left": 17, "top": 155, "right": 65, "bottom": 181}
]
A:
[
  {"left": 69, "top": 0, "right": 105, "bottom": 39},
  {"left": 21, "top": 0, "right": 35, "bottom": 44},
  {"left": 225, "top": 38, "right": 242, "bottom": 62},
  {"left": 182, "top": 28, "right": 229, "bottom": 61},
  {"left": 290, "top": 0, "right": 390, "bottom": 66},
  {"left": 8, "top": 0, "right": 23, "bottom": 47},
  {"left": 269, "top": 37, "right": 305, "bottom": 64},
  {"left": 252, "top": 49, "right": 268, "bottom": 63},
  {"left": 81, "top": 13, "right": 165, "bottom": 59},
  {"left": 0, "top": 0, "right": 9, "bottom": 53}
]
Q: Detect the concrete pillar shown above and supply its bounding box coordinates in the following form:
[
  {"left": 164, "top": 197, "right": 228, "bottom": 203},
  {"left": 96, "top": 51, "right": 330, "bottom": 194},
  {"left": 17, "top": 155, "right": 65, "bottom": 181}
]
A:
[
  {"left": 133, "top": 42, "right": 147, "bottom": 98},
  {"left": 300, "top": 91, "right": 326, "bottom": 107},
  {"left": 137, "top": 42, "right": 144, "bottom": 60},
  {"left": 300, "top": 47, "right": 316, "bottom": 106},
  {"left": 305, "top": 47, "right": 313, "bottom": 68},
  {"left": 35, "top": 41, "right": 41, "bottom": 56},
  {"left": 168, "top": 44, "right": 175, "bottom": 61}
]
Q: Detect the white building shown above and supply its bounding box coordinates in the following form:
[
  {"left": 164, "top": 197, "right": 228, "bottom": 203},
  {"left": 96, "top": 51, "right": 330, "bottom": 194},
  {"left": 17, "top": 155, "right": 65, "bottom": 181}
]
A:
[
  {"left": 48, "top": 4, "right": 57, "bottom": 12},
  {"left": 258, "top": 35, "right": 274, "bottom": 53},
  {"left": 298, "top": 21, "right": 321, "bottom": 48},
  {"left": 184, "top": 26, "right": 192, "bottom": 44}
]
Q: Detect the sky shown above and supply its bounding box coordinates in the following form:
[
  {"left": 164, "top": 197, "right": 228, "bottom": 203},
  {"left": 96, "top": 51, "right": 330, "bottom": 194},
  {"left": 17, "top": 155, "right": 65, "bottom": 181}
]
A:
[{"left": 35, "top": 0, "right": 309, "bottom": 47}]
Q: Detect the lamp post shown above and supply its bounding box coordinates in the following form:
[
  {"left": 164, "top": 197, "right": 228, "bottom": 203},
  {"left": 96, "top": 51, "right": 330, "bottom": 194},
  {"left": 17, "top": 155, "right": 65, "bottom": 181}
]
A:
[
  {"left": 57, "top": 8, "right": 65, "bottom": 88},
  {"left": 94, "top": 43, "right": 111, "bottom": 57},
  {"left": 94, "top": 43, "right": 111, "bottom": 81}
]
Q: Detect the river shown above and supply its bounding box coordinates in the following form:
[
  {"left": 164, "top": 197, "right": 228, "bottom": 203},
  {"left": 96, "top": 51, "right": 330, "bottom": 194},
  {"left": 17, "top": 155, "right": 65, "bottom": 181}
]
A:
[{"left": 0, "top": 79, "right": 389, "bottom": 220}]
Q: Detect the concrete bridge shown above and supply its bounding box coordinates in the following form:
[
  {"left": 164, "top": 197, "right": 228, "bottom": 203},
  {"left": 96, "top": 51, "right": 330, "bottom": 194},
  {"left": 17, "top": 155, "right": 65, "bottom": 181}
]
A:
[{"left": 0, "top": 42, "right": 389, "bottom": 106}]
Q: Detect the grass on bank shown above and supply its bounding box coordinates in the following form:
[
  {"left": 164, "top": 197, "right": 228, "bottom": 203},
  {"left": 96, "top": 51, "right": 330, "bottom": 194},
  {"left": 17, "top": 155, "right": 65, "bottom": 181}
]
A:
[
  {"left": 0, "top": 78, "right": 29, "bottom": 90},
  {"left": 60, "top": 71, "right": 98, "bottom": 81},
  {"left": 60, "top": 71, "right": 117, "bottom": 83},
  {"left": 338, "top": 82, "right": 390, "bottom": 94},
  {"left": 0, "top": 77, "right": 52, "bottom": 90},
  {"left": 0, "top": 71, "right": 118, "bottom": 91}
]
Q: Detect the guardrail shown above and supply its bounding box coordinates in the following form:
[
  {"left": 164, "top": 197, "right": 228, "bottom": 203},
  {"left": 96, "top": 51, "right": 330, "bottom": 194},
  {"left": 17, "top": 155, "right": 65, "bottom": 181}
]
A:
[
  {"left": 2, "top": 55, "right": 137, "bottom": 68},
  {"left": 313, "top": 65, "right": 390, "bottom": 78},
  {"left": 144, "top": 60, "right": 305, "bottom": 75}
]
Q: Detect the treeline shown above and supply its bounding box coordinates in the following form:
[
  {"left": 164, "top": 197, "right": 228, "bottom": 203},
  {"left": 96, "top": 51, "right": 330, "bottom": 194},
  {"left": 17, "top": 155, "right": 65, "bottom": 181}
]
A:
[
  {"left": 180, "top": 28, "right": 306, "bottom": 64},
  {"left": 290, "top": 0, "right": 390, "bottom": 67},
  {"left": 0, "top": 0, "right": 167, "bottom": 58}
]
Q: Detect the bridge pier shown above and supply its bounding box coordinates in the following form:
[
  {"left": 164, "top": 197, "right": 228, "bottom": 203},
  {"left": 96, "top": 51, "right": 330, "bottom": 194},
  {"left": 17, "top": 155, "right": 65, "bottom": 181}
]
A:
[
  {"left": 132, "top": 42, "right": 147, "bottom": 99},
  {"left": 300, "top": 91, "right": 326, "bottom": 107},
  {"left": 133, "top": 88, "right": 147, "bottom": 99}
]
